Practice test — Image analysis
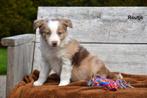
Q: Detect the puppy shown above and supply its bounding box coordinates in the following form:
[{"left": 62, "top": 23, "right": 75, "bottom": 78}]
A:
[{"left": 33, "top": 19, "right": 122, "bottom": 86}]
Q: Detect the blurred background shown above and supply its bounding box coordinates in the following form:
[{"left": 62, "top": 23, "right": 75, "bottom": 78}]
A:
[{"left": 0, "top": 0, "right": 147, "bottom": 75}]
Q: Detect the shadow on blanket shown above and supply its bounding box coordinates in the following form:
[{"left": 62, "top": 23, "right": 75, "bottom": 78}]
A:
[{"left": 9, "top": 70, "right": 147, "bottom": 98}]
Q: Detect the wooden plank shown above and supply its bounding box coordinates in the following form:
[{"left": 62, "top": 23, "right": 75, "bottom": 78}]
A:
[
  {"left": 1, "top": 34, "right": 35, "bottom": 46},
  {"left": 33, "top": 42, "right": 42, "bottom": 70},
  {"left": 6, "top": 42, "right": 34, "bottom": 96},
  {"left": 35, "top": 7, "right": 147, "bottom": 43},
  {"left": 33, "top": 42, "right": 147, "bottom": 75},
  {"left": 82, "top": 44, "right": 147, "bottom": 75},
  {"left": 0, "top": 75, "right": 6, "bottom": 98}
]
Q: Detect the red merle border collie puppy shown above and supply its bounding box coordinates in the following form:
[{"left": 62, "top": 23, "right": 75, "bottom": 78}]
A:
[{"left": 33, "top": 19, "right": 122, "bottom": 86}]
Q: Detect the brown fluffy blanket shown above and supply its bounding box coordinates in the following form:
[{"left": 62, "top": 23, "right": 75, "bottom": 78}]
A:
[{"left": 9, "top": 70, "right": 147, "bottom": 98}]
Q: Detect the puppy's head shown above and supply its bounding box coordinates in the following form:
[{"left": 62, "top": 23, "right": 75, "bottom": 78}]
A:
[{"left": 34, "top": 19, "right": 72, "bottom": 47}]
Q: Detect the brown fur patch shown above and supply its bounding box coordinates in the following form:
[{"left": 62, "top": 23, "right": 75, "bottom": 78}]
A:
[
  {"left": 33, "top": 20, "right": 51, "bottom": 42},
  {"left": 72, "top": 46, "right": 89, "bottom": 66},
  {"left": 71, "top": 55, "right": 94, "bottom": 81},
  {"left": 33, "top": 19, "right": 47, "bottom": 29},
  {"left": 63, "top": 39, "right": 90, "bottom": 67},
  {"left": 71, "top": 54, "right": 122, "bottom": 81},
  {"left": 57, "top": 21, "right": 68, "bottom": 41},
  {"left": 64, "top": 39, "right": 80, "bottom": 59}
]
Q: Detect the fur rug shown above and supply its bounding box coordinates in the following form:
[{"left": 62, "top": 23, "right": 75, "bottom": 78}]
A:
[{"left": 9, "top": 70, "right": 147, "bottom": 98}]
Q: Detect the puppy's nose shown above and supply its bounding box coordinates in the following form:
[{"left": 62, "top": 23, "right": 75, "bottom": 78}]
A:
[{"left": 52, "top": 41, "right": 57, "bottom": 47}]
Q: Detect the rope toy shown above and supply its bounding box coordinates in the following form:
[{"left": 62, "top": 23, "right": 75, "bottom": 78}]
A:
[{"left": 87, "top": 75, "right": 133, "bottom": 91}]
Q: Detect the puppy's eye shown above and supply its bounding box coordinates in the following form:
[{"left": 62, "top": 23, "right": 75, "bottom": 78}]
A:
[
  {"left": 58, "top": 32, "right": 62, "bottom": 35},
  {"left": 46, "top": 32, "right": 51, "bottom": 35}
]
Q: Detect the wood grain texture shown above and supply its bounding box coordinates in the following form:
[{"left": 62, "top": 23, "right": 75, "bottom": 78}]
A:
[
  {"left": 6, "top": 38, "right": 34, "bottom": 96},
  {"left": 0, "top": 75, "right": 6, "bottom": 98},
  {"left": 1, "top": 34, "right": 35, "bottom": 46},
  {"left": 82, "top": 44, "right": 147, "bottom": 75},
  {"left": 35, "top": 7, "right": 147, "bottom": 43},
  {"left": 33, "top": 43, "right": 147, "bottom": 75}
]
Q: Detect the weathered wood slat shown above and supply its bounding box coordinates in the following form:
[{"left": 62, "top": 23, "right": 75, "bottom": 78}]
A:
[
  {"left": 1, "top": 34, "right": 35, "bottom": 46},
  {"left": 5, "top": 35, "right": 35, "bottom": 96},
  {"left": 33, "top": 42, "right": 42, "bottom": 70},
  {"left": 33, "top": 42, "right": 147, "bottom": 75},
  {"left": 82, "top": 44, "right": 147, "bottom": 75},
  {"left": 35, "top": 7, "right": 147, "bottom": 43}
]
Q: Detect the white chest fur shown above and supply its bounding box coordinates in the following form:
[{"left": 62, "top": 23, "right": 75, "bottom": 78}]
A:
[{"left": 40, "top": 37, "right": 65, "bottom": 74}]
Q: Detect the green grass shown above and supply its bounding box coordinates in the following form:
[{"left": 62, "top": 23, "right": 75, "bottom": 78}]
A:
[{"left": 0, "top": 48, "right": 7, "bottom": 75}]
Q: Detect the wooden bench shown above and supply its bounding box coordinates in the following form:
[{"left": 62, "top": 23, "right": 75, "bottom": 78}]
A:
[{"left": 2, "top": 7, "right": 147, "bottom": 97}]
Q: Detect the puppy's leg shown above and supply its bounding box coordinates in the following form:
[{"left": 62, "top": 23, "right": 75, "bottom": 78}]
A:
[
  {"left": 33, "top": 59, "right": 51, "bottom": 86},
  {"left": 109, "top": 72, "right": 123, "bottom": 79},
  {"left": 59, "top": 57, "right": 72, "bottom": 86}
]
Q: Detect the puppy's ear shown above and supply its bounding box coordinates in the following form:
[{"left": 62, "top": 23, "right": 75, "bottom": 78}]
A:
[
  {"left": 61, "top": 19, "right": 72, "bottom": 28},
  {"left": 33, "top": 19, "right": 45, "bottom": 29}
]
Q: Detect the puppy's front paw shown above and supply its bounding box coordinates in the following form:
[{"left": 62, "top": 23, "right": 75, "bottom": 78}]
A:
[
  {"left": 59, "top": 81, "right": 70, "bottom": 86},
  {"left": 33, "top": 81, "right": 43, "bottom": 86}
]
